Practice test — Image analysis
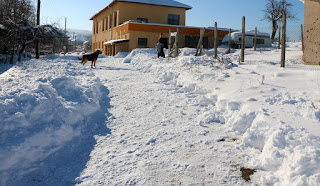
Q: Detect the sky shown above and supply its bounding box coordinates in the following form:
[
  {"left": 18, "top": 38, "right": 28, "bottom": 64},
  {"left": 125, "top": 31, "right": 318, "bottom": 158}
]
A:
[{"left": 40, "top": 0, "right": 304, "bottom": 38}]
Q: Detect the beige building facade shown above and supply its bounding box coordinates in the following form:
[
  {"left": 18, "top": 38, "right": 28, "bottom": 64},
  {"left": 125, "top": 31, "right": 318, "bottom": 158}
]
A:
[
  {"left": 303, "top": 0, "right": 320, "bottom": 65},
  {"left": 90, "top": 0, "right": 229, "bottom": 56}
]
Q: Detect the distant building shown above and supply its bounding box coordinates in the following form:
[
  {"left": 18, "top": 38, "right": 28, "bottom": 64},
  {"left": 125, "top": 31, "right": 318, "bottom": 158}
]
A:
[
  {"left": 303, "top": 0, "right": 320, "bottom": 65},
  {"left": 90, "top": 0, "right": 230, "bottom": 56}
]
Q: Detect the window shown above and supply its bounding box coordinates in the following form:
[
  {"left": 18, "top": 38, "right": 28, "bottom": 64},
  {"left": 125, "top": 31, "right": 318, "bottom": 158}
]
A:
[
  {"left": 138, "top": 38, "right": 148, "bottom": 47},
  {"left": 254, "top": 38, "right": 265, "bottom": 44},
  {"left": 102, "top": 20, "right": 105, "bottom": 31},
  {"left": 114, "top": 12, "right": 117, "bottom": 27},
  {"left": 168, "top": 14, "right": 180, "bottom": 25},
  {"left": 137, "top": 18, "right": 148, "bottom": 23}
]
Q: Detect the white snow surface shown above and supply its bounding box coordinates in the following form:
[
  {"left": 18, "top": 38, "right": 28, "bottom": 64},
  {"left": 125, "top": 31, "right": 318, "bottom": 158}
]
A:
[{"left": 1, "top": 43, "right": 320, "bottom": 185}]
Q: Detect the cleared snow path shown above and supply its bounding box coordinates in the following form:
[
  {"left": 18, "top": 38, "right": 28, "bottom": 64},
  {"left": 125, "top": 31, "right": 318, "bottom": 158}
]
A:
[{"left": 76, "top": 57, "right": 247, "bottom": 185}]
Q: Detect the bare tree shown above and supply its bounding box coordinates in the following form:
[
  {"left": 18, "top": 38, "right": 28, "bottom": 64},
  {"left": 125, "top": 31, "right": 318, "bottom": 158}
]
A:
[
  {"left": 0, "top": 0, "right": 66, "bottom": 63},
  {"left": 263, "top": 0, "right": 295, "bottom": 40},
  {"left": 0, "top": 0, "right": 35, "bottom": 63}
]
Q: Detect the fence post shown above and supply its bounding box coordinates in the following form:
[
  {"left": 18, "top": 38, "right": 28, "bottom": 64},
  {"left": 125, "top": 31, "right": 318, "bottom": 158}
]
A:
[
  {"left": 278, "top": 27, "right": 281, "bottom": 49},
  {"left": 214, "top": 22, "right": 218, "bottom": 58},
  {"left": 167, "top": 29, "right": 171, "bottom": 60},
  {"left": 241, "top": 16, "right": 245, "bottom": 62},
  {"left": 254, "top": 27, "right": 257, "bottom": 51},
  {"left": 301, "top": 24, "right": 304, "bottom": 52},
  {"left": 195, "top": 28, "right": 205, "bottom": 56},
  {"left": 174, "top": 28, "right": 179, "bottom": 57},
  {"left": 168, "top": 29, "right": 171, "bottom": 55},
  {"left": 281, "top": 12, "right": 286, "bottom": 68},
  {"left": 228, "top": 28, "right": 231, "bottom": 53}
]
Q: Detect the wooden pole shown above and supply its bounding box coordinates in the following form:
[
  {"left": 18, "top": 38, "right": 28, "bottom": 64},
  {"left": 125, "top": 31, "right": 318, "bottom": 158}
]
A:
[
  {"left": 174, "top": 28, "right": 179, "bottom": 57},
  {"left": 195, "top": 28, "right": 205, "bottom": 56},
  {"left": 168, "top": 29, "right": 171, "bottom": 55},
  {"left": 301, "top": 24, "right": 304, "bottom": 52},
  {"left": 281, "top": 13, "right": 286, "bottom": 68},
  {"left": 241, "top": 16, "right": 245, "bottom": 62},
  {"left": 35, "top": 0, "right": 41, "bottom": 59},
  {"left": 228, "top": 28, "right": 231, "bottom": 53},
  {"left": 214, "top": 22, "right": 218, "bottom": 58},
  {"left": 278, "top": 26, "right": 281, "bottom": 49},
  {"left": 254, "top": 27, "right": 257, "bottom": 51},
  {"left": 199, "top": 28, "right": 205, "bottom": 55}
]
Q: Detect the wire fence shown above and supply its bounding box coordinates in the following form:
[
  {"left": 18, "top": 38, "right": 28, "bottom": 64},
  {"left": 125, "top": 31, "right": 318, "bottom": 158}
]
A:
[{"left": 235, "top": 23, "right": 304, "bottom": 65}]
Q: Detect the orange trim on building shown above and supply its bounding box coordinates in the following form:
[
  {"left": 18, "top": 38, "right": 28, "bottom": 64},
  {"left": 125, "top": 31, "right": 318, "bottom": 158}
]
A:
[{"left": 127, "top": 23, "right": 229, "bottom": 37}]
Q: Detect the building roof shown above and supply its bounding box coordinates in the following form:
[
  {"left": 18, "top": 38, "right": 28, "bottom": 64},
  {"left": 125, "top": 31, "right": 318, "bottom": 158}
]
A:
[
  {"left": 113, "top": 0, "right": 192, "bottom": 9},
  {"left": 104, "top": 39, "right": 129, "bottom": 45},
  {"left": 90, "top": 0, "right": 192, "bottom": 20}
]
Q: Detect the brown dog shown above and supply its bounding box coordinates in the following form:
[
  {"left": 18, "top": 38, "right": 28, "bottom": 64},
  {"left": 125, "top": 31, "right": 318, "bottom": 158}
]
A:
[{"left": 78, "top": 50, "right": 102, "bottom": 68}]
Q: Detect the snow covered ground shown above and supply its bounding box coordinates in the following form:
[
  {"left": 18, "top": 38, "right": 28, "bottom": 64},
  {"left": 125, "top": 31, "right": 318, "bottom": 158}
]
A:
[{"left": 1, "top": 43, "right": 320, "bottom": 185}]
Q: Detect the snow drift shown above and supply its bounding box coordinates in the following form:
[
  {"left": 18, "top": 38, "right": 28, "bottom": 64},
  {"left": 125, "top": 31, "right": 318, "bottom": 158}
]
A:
[{"left": 0, "top": 56, "right": 111, "bottom": 185}]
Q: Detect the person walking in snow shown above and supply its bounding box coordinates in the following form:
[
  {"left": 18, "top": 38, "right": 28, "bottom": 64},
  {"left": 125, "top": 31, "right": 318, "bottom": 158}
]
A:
[{"left": 157, "top": 33, "right": 167, "bottom": 58}]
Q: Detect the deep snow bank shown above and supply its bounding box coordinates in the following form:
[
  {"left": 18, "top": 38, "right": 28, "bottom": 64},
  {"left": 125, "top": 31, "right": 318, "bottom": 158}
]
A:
[
  {"left": 0, "top": 56, "right": 110, "bottom": 185},
  {"left": 122, "top": 45, "right": 320, "bottom": 185}
]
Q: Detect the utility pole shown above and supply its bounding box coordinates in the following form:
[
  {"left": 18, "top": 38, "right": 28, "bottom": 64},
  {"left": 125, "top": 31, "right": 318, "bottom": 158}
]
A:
[{"left": 35, "top": 0, "right": 41, "bottom": 59}]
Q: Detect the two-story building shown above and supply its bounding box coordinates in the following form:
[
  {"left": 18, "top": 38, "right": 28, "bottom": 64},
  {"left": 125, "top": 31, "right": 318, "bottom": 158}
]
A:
[
  {"left": 302, "top": 0, "right": 320, "bottom": 65},
  {"left": 90, "top": 0, "right": 230, "bottom": 56}
]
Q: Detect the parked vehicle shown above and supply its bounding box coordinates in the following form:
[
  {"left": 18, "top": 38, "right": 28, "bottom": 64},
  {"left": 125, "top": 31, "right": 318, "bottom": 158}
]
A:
[{"left": 221, "top": 30, "right": 272, "bottom": 48}]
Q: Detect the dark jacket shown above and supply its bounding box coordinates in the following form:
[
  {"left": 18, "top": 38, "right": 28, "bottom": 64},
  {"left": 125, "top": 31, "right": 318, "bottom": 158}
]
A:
[{"left": 158, "top": 37, "right": 168, "bottom": 49}]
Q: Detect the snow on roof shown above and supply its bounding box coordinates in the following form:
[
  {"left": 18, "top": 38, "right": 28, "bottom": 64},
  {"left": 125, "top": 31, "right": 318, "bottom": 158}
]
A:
[
  {"left": 114, "top": 0, "right": 192, "bottom": 9},
  {"left": 90, "top": 0, "right": 192, "bottom": 20},
  {"left": 221, "top": 30, "right": 271, "bottom": 43},
  {"left": 104, "top": 39, "right": 129, "bottom": 45}
]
